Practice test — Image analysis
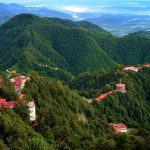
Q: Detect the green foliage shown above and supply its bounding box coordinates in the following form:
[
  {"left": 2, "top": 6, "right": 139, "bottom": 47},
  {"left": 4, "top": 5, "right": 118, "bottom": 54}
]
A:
[
  {"left": 70, "top": 68, "right": 150, "bottom": 129},
  {"left": 0, "top": 14, "right": 150, "bottom": 149},
  {"left": 127, "top": 31, "right": 150, "bottom": 39},
  {"left": 0, "top": 74, "right": 17, "bottom": 101},
  {"left": 88, "top": 30, "right": 150, "bottom": 65},
  {"left": 0, "top": 69, "right": 150, "bottom": 149},
  {"left": 1, "top": 14, "right": 149, "bottom": 81},
  {"left": 26, "top": 137, "right": 51, "bottom": 150},
  {"left": 0, "top": 138, "right": 9, "bottom": 150},
  {"left": 0, "top": 14, "right": 118, "bottom": 79}
]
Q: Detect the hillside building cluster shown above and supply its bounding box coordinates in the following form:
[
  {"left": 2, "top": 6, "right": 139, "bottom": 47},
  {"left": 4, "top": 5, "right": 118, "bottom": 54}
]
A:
[
  {"left": 95, "top": 83, "right": 126, "bottom": 102},
  {"left": 95, "top": 83, "right": 128, "bottom": 133},
  {"left": 3, "top": 63, "right": 148, "bottom": 132},
  {"left": 0, "top": 75, "right": 36, "bottom": 122}
]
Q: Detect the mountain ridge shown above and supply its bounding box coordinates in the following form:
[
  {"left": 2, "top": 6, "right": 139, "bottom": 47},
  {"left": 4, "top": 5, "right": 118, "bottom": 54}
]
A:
[
  {"left": 0, "top": 14, "right": 117, "bottom": 77},
  {"left": 0, "top": 14, "right": 150, "bottom": 81}
]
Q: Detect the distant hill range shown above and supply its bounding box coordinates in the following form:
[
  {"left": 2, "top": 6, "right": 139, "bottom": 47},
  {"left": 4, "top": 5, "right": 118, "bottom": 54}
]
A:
[
  {"left": 87, "top": 14, "right": 150, "bottom": 36},
  {"left": 0, "top": 3, "right": 73, "bottom": 24},
  {"left": 0, "top": 3, "right": 150, "bottom": 36}
]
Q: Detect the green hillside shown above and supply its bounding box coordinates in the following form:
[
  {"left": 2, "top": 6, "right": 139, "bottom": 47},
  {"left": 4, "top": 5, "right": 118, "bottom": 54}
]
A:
[
  {"left": 0, "top": 14, "right": 117, "bottom": 78},
  {"left": 0, "top": 68, "right": 150, "bottom": 149},
  {"left": 0, "top": 14, "right": 150, "bottom": 81},
  {"left": 127, "top": 31, "right": 150, "bottom": 39},
  {"left": 45, "top": 17, "right": 111, "bottom": 34},
  {"left": 87, "top": 30, "right": 150, "bottom": 65},
  {"left": 70, "top": 67, "right": 150, "bottom": 128}
]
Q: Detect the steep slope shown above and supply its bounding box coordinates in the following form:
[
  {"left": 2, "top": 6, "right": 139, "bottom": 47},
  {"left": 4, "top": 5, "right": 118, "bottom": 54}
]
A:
[
  {"left": 0, "top": 14, "right": 117, "bottom": 76},
  {"left": 126, "top": 31, "right": 150, "bottom": 39},
  {"left": 70, "top": 67, "right": 150, "bottom": 129},
  {"left": 0, "top": 69, "right": 150, "bottom": 149},
  {"left": 0, "top": 14, "right": 149, "bottom": 80},
  {"left": 87, "top": 30, "right": 150, "bottom": 65}
]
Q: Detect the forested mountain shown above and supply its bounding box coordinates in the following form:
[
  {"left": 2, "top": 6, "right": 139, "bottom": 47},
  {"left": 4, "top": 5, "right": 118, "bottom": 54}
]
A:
[
  {"left": 0, "top": 14, "right": 150, "bottom": 81},
  {"left": 88, "top": 30, "right": 150, "bottom": 65},
  {"left": 0, "top": 14, "right": 117, "bottom": 78},
  {"left": 69, "top": 67, "right": 150, "bottom": 132},
  {"left": 0, "top": 2, "right": 150, "bottom": 150},
  {"left": 126, "top": 31, "right": 150, "bottom": 39},
  {"left": 0, "top": 67, "right": 150, "bottom": 149}
]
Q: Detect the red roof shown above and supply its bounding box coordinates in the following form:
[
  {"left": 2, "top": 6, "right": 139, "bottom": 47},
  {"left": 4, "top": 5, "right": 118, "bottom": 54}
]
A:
[
  {"left": 18, "top": 93, "right": 25, "bottom": 99},
  {"left": 123, "top": 66, "right": 142, "bottom": 72},
  {"left": 15, "top": 85, "right": 21, "bottom": 90},
  {"left": 144, "top": 64, "right": 150, "bottom": 67},
  {"left": 95, "top": 93, "right": 108, "bottom": 101},
  {"left": 116, "top": 83, "right": 126, "bottom": 88},
  {"left": 0, "top": 98, "right": 15, "bottom": 108},
  {"left": 95, "top": 90, "right": 118, "bottom": 102},
  {"left": 0, "top": 98, "right": 6, "bottom": 105},
  {"left": 12, "top": 76, "right": 27, "bottom": 82},
  {"left": 10, "top": 76, "right": 29, "bottom": 91},
  {"left": 109, "top": 123, "right": 127, "bottom": 134},
  {"left": 4, "top": 101, "right": 15, "bottom": 108}
]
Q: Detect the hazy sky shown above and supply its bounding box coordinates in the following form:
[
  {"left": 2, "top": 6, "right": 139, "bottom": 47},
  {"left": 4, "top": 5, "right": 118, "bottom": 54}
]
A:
[{"left": 0, "top": 0, "right": 150, "bottom": 14}]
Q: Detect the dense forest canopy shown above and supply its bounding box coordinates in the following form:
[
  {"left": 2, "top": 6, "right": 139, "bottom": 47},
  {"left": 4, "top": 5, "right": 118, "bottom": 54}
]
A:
[
  {"left": 0, "top": 67, "right": 150, "bottom": 149},
  {"left": 0, "top": 14, "right": 149, "bottom": 81},
  {"left": 0, "top": 14, "right": 150, "bottom": 150}
]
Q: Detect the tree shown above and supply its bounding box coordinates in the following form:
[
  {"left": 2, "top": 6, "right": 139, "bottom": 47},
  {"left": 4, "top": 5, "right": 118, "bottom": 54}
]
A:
[{"left": 26, "top": 137, "right": 51, "bottom": 150}]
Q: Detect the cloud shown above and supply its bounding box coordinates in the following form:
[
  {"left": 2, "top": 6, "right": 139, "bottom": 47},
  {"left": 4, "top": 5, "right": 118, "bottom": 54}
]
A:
[
  {"left": 61, "top": 5, "right": 109, "bottom": 13},
  {"left": 96, "top": 6, "right": 112, "bottom": 8},
  {"left": 72, "top": 14, "right": 79, "bottom": 18},
  {"left": 61, "top": 6, "right": 90, "bottom": 13},
  {"left": 26, "top": 3, "right": 48, "bottom": 8}
]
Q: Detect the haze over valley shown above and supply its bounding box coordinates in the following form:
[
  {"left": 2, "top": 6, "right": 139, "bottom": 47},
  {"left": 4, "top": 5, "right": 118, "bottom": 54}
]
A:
[{"left": 0, "top": 1, "right": 150, "bottom": 36}]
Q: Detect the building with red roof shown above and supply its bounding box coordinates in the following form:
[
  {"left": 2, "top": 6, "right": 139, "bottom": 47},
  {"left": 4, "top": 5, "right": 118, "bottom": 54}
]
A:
[
  {"left": 0, "top": 98, "right": 6, "bottom": 108},
  {"left": 109, "top": 123, "right": 128, "bottom": 134},
  {"left": 4, "top": 101, "right": 15, "bottom": 108},
  {"left": 116, "top": 83, "right": 126, "bottom": 93},
  {"left": 18, "top": 93, "right": 25, "bottom": 100},
  {"left": 143, "top": 64, "right": 150, "bottom": 67},
  {"left": 123, "top": 66, "right": 142, "bottom": 72},
  {"left": 10, "top": 76, "right": 30, "bottom": 93},
  {"left": 0, "top": 98, "right": 15, "bottom": 109}
]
